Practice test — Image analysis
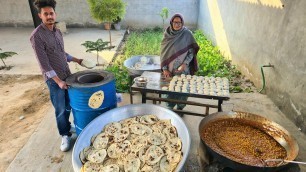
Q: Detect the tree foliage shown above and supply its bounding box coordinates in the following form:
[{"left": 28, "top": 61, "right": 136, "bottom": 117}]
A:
[
  {"left": 0, "top": 48, "right": 17, "bottom": 68},
  {"left": 81, "top": 39, "right": 115, "bottom": 65},
  {"left": 87, "top": 0, "right": 126, "bottom": 23}
]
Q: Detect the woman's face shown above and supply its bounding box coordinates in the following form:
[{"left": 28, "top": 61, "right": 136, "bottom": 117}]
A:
[{"left": 172, "top": 17, "right": 183, "bottom": 31}]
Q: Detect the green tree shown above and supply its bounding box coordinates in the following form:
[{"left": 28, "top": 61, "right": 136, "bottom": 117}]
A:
[
  {"left": 0, "top": 48, "right": 17, "bottom": 69},
  {"left": 87, "top": 0, "right": 126, "bottom": 46},
  {"left": 81, "top": 39, "right": 115, "bottom": 66},
  {"left": 159, "top": 7, "right": 169, "bottom": 29}
]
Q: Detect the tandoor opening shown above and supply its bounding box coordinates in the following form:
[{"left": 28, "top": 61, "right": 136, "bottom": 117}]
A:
[{"left": 77, "top": 73, "right": 104, "bottom": 84}]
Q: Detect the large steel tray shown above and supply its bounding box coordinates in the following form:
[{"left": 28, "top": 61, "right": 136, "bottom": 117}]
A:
[{"left": 72, "top": 104, "right": 191, "bottom": 172}]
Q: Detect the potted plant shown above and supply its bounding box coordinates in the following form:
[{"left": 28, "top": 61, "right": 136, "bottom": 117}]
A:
[
  {"left": 87, "top": 0, "right": 126, "bottom": 46},
  {"left": 113, "top": 16, "right": 122, "bottom": 30},
  {"left": 81, "top": 39, "right": 115, "bottom": 66},
  {"left": 0, "top": 48, "right": 17, "bottom": 70}
]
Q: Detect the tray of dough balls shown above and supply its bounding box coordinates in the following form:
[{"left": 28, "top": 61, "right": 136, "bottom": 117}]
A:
[
  {"left": 72, "top": 104, "right": 191, "bottom": 172},
  {"left": 162, "top": 74, "right": 230, "bottom": 97}
]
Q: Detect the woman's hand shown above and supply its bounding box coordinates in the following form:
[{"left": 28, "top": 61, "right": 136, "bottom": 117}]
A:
[
  {"left": 177, "top": 63, "right": 186, "bottom": 72},
  {"left": 163, "top": 69, "right": 172, "bottom": 78}
]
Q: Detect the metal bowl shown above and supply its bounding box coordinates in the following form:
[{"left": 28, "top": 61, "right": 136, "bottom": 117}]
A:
[
  {"left": 124, "top": 55, "right": 161, "bottom": 75},
  {"left": 72, "top": 104, "right": 191, "bottom": 172},
  {"left": 134, "top": 76, "right": 147, "bottom": 87}
]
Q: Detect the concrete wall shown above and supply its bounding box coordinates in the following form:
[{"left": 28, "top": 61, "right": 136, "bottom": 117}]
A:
[
  {"left": 198, "top": 0, "right": 306, "bottom": 133},
  {"left": 122, "top": 0, "right": 199, "bottom": 29},
  {"left": 0, "top": 0, "right": 199, "bottom": 29}
]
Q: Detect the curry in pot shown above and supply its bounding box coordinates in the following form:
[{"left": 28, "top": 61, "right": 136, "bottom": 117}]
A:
[{"left": 201, "top": 118, "right": 287, "bottom": 167}]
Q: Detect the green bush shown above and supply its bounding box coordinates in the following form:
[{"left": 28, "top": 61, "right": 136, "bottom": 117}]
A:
[{"left": 193, "top": 30, "right": 241, "bottom": 79}]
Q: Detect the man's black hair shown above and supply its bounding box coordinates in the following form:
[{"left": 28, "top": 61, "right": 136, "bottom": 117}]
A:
[{"left": 34, "top": 0, "right": 57, "bottom": 12}]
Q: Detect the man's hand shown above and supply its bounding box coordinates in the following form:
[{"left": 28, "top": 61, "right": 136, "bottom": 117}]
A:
[
  {"left": 76, "top": 59, "right": 83, "bottom": 65},
  {"left": 57, "top": 80, "right": 69, "bottom": 89},
  {"left": 52, "top": 76, "right": 68, "bottom": 89},
  {"left": 163, "top": 69, "right": 172, "bottom": 78}
]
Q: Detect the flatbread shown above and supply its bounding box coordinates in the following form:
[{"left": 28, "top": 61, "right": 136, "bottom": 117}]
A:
[
  {"left": 88, "top": 90, "right": 104, "bottom": 109},
  {"left": 124, "top": 157, "right": 141, "bottom": 172},
  {"left": 105, "top": 122, "right": 122, "bottom": 136},
  {"left": 139, "top": 114, "right": 159, "bottom": 125},
  {"left": 162, "top": 126, "right": 178, "bottom": 139},
  {"left": 83, "top": 161, "right": 103, "bottom": 172},
  {"left": 160, "top": 156, "right": 177, "bottom": 172},
  {"left": 102, "top": 164, "right": 120, "bottom": 172},
  {"left": 113, "top": 127, "right": 130, "bottom": 143},
  {"left": 167, "top": 137, "right": 182, "bottom": 151},
  {"left": 93, "top": 132, "right": 109, "bottom": 150},
  {"left": 80, "top": 146, "right": 93, "bottom": 164},
  {"left": 148, "top": 132, "right": 167, "bottom": 145},
  {"left": 145, "top": 145, "right": 164, "bottom": 165},
  {"left": 167, "top": 150, "right": 182, "bottom": 164},
  {"left": 107, "top": 143, "right": 121, "bottom": 159},
  {"left": 130, "top": 124, "right": 152, "bottom": 136},
  {"left": 87, "top": 149, "right": 107, "bottom": 163}
]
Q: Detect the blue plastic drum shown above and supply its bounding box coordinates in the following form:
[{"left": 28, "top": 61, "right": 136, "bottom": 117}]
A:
[{"left": 66, "top": 70, "right": 117, "bottom": 135}]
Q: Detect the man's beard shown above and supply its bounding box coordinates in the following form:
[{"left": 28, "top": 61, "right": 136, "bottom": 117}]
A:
[{"left": 46, "top": 19, "right": 55, "bottom": 25}]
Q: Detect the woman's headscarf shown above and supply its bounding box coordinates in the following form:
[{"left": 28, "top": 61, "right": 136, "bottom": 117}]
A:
[{"left": 160, "top": 13, "right": 199, "bottom": 75}]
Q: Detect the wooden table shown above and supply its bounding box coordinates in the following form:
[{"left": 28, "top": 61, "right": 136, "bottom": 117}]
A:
[{"left": 130, "top": 71, "right": 230, "bottom": 117}]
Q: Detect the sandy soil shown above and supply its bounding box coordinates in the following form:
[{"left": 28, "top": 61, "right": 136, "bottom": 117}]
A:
[{"left": 0, "top": 75, "right": 50, "bottom": 171}]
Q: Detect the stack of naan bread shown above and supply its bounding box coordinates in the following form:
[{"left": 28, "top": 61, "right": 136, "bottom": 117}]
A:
[{"left": 80, "top": 114, "right": 183, "bottom": 172}]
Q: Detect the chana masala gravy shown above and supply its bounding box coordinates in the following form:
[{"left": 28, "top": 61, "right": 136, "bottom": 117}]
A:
[{"left": 201, "top": 118, "right": 287, "bottom": 167}]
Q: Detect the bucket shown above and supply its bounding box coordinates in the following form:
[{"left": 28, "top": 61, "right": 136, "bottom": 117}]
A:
[{"left": 66, "top": 70, "right": 117, "bottom": 135}]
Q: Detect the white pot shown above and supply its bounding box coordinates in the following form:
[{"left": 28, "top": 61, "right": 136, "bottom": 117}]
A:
[{"left": 114, "top": 23, "right": 121, "bottom": 30}]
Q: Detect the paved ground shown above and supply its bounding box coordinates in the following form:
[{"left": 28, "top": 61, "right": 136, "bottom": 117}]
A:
[{"left": 2, "top": 28, "right": 306, "bottom": 172}]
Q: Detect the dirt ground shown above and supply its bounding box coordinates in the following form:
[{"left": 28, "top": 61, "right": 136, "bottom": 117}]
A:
[{"left": 0, "top": 75, "right": 50, "bottom": 171}]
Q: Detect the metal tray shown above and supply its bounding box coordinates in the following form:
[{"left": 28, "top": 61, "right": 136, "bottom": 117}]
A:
[
  {"left": 72, "top": 104, "right": 191, "bottom": 171},
  {"left": 124, "top": 55, "right": 161, "bottom": 75}
]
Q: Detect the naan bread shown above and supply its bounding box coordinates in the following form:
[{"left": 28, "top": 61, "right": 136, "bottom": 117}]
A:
[
  {"left": 124, "top": 157, "right": 141, "bottom": 172},
  {"left": 83, "top": 161, "right": 103, "bottom": 172},
  {"left": 87, "top": 149, "right": 107, "bottom": 163},
  {"left": 113, "top": 127, "right": 130, "bottom": 143},
  {"left": 167, "top": 137, "right": 182, "bottom": 151},
  {"left": 160, "top": 156, "right": 177, "bottom": 172},
  {"left": 140, "top": 164, "right": 161, "bottom": 172},
  {"left": 104, "top": 122, "right": 122, "bottom": 136},
  {"left": 80, "top": 146, "right": 93, "bottom": 164},
  {"left": 148, "top": 132, "right": 167, "bottom": 145},
  {"left": 102, "top": 164, "right": 120, "bottom": 172},
  {"left": 162, "top": 126, "right": 178, "bottom": 139},
  {"left": 88, "top": 90, "right": 104, "bottom": 109},
  {"left": 93, "top": 132, "right": 109, "bottom": 150},
  {"left": 139, "top": 114, "right": 159, "bottom": 125},
  {"left": 130, "top": 124, "right": 152, "bottom": 136},
  {"left": 107, "top": 143, "right": 121, "bottom": 159},
  {"left": 145, "top": 145, "right": 164, "bottom": 165},
  {"left": 167, "top": 150, "right": 182, "bottom": 164}
]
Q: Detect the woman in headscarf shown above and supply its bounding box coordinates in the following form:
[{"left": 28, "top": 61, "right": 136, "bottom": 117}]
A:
[{"left": 160, "top": 13, "right": 200, "bottom": 111}]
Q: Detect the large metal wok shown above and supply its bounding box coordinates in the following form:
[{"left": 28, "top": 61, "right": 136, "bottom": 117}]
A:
[
  {"left": 198, "top": 111, "right": 299, "bottom": 172},
  {"left": 72, "top": 104, "right": 191, "bottom": 172}
]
